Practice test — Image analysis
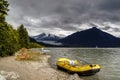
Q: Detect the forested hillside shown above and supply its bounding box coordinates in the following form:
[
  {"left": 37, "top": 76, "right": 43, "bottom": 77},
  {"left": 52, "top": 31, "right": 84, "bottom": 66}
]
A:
[{"left": 0, "top": 0, "right": 43, "bottom": 57}]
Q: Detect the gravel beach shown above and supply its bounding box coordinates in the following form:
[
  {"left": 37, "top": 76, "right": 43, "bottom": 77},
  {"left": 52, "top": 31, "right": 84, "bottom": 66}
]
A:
[{"left": 0, "top": 55, "right": 83, "bottom": 80}]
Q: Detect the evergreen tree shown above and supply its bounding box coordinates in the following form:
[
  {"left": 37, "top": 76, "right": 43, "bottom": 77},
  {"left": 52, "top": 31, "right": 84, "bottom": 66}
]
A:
[
  {"left": 0, "top": 0, "right": 19, "bottom": 56},
  {"left": 17, "top": 24, "right": 30, "bottom": 48},
  {"left": 0, "top": 0, "right": 43, "bottom": 57},
  {"left": 0, "top": 0, "right": 9, "bottom": 22},
  {"left": 0, "top": 23, "right": 19, "bottom": 56}
]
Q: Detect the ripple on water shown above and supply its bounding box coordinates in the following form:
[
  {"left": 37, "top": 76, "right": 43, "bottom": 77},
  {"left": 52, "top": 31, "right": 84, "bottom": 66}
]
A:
[{"left": 44, "top": 48, "right": 120, "bottom": 80}]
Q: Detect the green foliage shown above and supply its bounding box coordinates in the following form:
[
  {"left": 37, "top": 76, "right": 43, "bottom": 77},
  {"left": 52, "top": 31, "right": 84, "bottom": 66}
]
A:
[
  {"left": 28, "top": 42, "right": 44, "bottom": 48},
  {"left": 0, "top": 22, "right": 19, "bottom": 56},
  {"left": 17, "top": 24, "right": 30, "bottom": 48},
  {"left": 0, "top": 23, "right": 43, "bottom": 57},
  {"left": 0, "top": 0, "right": 9, "bottom": 22},
  {"left": 17, "top": 25, "right": 43, "bottom": 48},
  {"left": 0, "top": 0, "right": 43, "bottom": 57}
]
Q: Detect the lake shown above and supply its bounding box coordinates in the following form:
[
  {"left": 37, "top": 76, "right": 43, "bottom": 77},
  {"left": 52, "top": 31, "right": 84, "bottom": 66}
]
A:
[{"left": 43, "top": 48, "right": 120, "bottom": 80}]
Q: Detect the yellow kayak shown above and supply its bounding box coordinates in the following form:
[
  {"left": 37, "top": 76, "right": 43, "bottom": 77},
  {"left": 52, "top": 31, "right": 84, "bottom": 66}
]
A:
[{"left": 56, "top": 58, "right": 101, "bottom": 76}]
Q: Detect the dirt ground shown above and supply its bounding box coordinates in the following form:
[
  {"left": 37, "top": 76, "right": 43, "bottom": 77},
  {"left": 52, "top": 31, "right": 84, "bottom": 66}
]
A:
[{"left": 0, "top": 56, "right": 83, "bottom": 80}]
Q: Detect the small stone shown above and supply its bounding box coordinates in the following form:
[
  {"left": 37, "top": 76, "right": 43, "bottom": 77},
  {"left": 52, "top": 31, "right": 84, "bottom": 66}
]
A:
[{"left": 7, "top": 72, "right": 20, "bottom": 79}]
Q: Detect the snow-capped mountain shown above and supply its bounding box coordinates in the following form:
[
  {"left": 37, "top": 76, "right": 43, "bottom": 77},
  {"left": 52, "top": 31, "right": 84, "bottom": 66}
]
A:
[{"left": 32, "top": 33, "right": 62, "bottom": 42}]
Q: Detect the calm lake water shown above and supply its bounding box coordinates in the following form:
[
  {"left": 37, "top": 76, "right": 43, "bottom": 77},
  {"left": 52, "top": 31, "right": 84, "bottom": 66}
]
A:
[{"left": 43, "top": 48, "right": 120, "bottom": 80}]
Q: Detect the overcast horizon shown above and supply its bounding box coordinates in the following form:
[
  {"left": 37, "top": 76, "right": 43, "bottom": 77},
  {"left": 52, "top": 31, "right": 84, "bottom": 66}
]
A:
[{"left": 6, "top": 0, "right": 120, "bottom": 37}]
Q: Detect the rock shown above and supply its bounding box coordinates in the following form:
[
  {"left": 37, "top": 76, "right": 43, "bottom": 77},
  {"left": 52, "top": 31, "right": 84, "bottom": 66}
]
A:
[
  {"left": 0, "top": 71, "right": 8, "bottom": 78},
  {"left": 7, "top": 72, "right": 20, "bottom": 79},
  {"left": 0, "top": 75, "right": 6, "bottom": 80},
  {"left": 0, "top": 71, "right": 20, "bottom": 80},
  {"left": 68, "top": 74, "right": 83, "bottom": 80}
]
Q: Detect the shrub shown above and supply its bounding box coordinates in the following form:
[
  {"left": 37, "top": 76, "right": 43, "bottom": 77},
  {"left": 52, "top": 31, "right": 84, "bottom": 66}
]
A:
[{"left": 28, "top": 42, "right": 44, "bottom": 48}]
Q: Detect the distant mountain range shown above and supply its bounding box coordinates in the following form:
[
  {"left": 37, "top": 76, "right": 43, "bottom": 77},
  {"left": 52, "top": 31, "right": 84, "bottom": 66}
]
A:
[
  {"left": 32, "top": 27, "right": 120, "bottom": 47},
  {"left": 32, "top": 33, "right": 62, "bottom": 42}
]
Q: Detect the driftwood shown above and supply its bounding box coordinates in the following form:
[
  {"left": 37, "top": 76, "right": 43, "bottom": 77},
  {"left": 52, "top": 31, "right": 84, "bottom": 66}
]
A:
[{"left": 15, "top": 48, "right": 32, "bottom": 60}]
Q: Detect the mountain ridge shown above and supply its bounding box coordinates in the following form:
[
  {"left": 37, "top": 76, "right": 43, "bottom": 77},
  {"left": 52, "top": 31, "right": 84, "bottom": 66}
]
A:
[
  {"left": 58, "top": 27, "right": 120, "bottom": 47},
  {"left": 32, "top": 33, "right": 62, "bottom": 42},
  {"left": 32, "top": 27, "right": 120, "bottom": 47}
]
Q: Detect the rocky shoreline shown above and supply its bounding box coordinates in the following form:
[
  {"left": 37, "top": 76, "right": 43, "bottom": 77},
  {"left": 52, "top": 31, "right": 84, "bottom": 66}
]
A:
[{"left": 0, "top": 55, "right": 83, "bottom": 80}]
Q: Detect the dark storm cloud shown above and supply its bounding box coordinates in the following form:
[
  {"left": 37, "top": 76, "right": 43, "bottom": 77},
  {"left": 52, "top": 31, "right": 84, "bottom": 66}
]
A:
[
  {"left": 6, "top": 0, "right": 120, "bottom": 35},
  {"left": 100, "top": 26, "right": 111, "bottom": 31},
  {"left": 99, "top": 0, "right": 120, "bottom": 11}
]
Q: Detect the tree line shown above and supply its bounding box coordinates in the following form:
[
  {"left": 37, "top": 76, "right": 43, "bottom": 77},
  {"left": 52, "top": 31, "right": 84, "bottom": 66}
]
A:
[{"left": 0, "top": 0, "right": 43, "bottom": 57}]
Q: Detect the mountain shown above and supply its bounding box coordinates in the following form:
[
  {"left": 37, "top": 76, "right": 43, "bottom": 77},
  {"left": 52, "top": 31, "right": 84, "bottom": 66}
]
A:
[
  {"left": 58, "top": 27, "right": 120, "bottom": 47},
  {"left": 32, "top": 33, "right": 62, "bottom": 42},
  {"left": 29, "top": 37, "right": 37, "bottom": 42}
]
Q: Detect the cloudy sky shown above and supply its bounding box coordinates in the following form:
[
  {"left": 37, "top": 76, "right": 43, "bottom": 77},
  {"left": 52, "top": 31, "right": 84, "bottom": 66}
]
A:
[{"left": 6, "top": 0, "right": 120, "bottom": 37}]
